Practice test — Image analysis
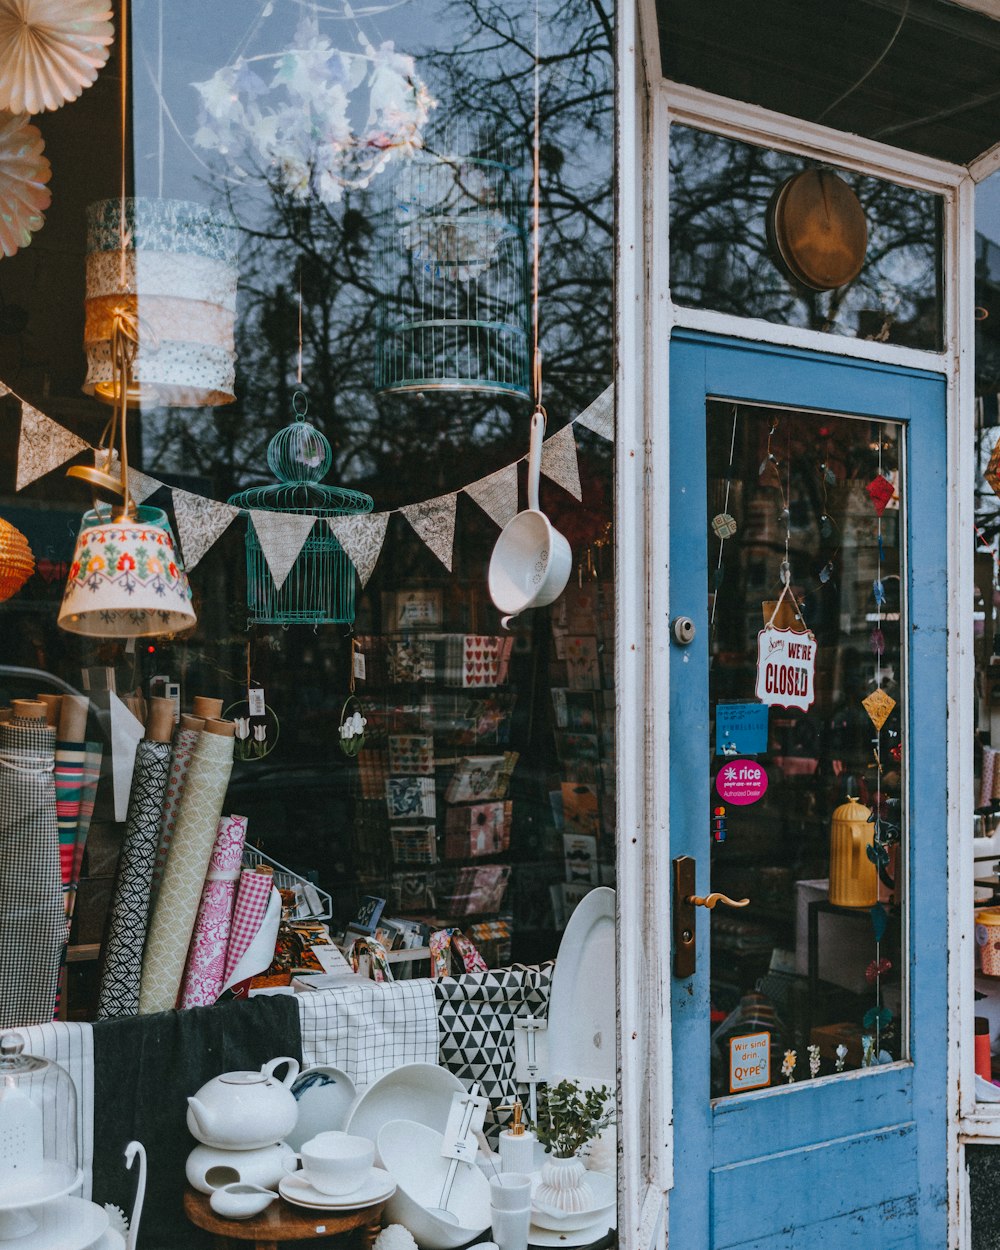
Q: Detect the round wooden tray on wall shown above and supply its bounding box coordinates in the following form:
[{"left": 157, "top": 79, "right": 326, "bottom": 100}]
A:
[{"left": 766, "top": 168, "right": 868, "bottom": 292}]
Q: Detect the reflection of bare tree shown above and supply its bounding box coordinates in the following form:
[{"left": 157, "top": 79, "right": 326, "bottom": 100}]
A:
[
  {"left": 670, "top": 125, "right": 942, "bottom": 346},
  {"left": 142, "top": 0, "right": 613, "bottom": 510}
]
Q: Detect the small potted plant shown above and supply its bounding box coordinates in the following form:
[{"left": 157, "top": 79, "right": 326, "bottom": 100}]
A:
[{"left": 531, "top": 1079, "right": 615, "bottom": 1214}]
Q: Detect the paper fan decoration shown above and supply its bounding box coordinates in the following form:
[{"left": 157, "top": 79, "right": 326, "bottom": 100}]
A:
[
  {"left": 0, "top": 112, "right": 51, "bottom": 256},
  {"left": 0, "top": 0, "right": 114, "bottom": 115},
  {"left": 0, "top": 515, "right": 35, "bottom": 601}
]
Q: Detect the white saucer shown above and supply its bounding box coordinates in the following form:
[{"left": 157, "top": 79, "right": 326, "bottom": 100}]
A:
[
  {"left": 528, "top": 1217, "right": 614, "bottom": 1247},
  {"left": 0, "top": 1197, "right": 108, "bottom": 1250},
  {"left": 89, "top": 1228, "right": 126, "bottom": 1250},
  {"left": 531, "top": 1171, "right": 616, "bottom": 1231},
  {"left": 0, "top": 1161, "right": 83, "bottom": 1210},
  {"left": 279, "top": 1167, "right": 395, "bottom": 1211}
]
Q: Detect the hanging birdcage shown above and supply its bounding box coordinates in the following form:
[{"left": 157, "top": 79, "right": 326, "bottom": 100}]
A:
[
  {"left": 374, "top": 121, "right": 530, "bottom": 398},
  {"left": 228, "top": 399, "right": 373, "bottom": 626}
]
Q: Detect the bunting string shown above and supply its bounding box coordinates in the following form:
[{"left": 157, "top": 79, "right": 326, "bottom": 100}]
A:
[{"left": 9, "top": 382, "right": 613, "bottom": 589}]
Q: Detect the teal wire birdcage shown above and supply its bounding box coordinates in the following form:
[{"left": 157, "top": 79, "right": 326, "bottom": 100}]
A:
[
  {"left": 229, "top": 402, "right": 373, "bottom": 626},
  {"left": 375, "top": 122, "right": 530, "bottom": 398}
]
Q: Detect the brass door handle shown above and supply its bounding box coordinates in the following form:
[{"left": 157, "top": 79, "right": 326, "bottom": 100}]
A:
[{"left": 686, "top": 892, "right": 750, "bottom": 910}]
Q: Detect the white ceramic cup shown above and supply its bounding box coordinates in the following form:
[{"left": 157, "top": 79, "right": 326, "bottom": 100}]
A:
[{"left": 297, "top": 1131, "right": 374, "bottom": 1197}]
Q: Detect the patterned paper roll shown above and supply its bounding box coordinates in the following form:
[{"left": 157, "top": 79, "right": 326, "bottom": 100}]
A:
[
  {"left": 150, "top": 726, "right": 200, "bottom": 906},
  {"left": 96, "top": 738, "right": 173, "bottom": 1018},
  {"left": 139, "top": 730, "right": 234, "bottom": 1013},
  {"left": 54, "top": 739, "right": 86, "bottom": 913},
  {"left": 0, "top": 716, "right": 63, "bottom": 1028},
  {"left": 70, "top": 743, "right": 103, "bottom": 910},
  {"left": 178, "top": 814, "right": 247, "bottom": 1008},
  {"left": 983, "top": 747, "right": 998, "bottom": 810},
  {"left": 224, "top": 867, "right": 275, "bottom": 984},
  {"left": 993, "top": 749, "right": 1000, "bottom": 803}
]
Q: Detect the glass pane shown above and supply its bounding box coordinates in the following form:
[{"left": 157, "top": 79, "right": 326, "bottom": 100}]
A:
[
  {"left": 670, "top": 124, "right": 944, "bottom": 352},
  {"left": 706, "top": 400, "right": 906, "bottom": 1099}
]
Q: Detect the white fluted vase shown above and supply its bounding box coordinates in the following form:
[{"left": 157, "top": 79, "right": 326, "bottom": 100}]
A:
[{"left": 534, "top": 1155, "right": 594, "bottom": 1214}]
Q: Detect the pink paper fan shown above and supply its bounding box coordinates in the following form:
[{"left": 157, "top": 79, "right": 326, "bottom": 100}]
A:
[
  {"left": 0, "top": 112, "right": 51, "bottom": 256},
  {"left": 0, "top": 0, "right": 114, "bottom": 115}
]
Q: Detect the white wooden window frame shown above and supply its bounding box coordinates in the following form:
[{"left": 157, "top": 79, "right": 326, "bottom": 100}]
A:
[{"left": 618, "top": 5, "right": 982, "bottom": 1246}]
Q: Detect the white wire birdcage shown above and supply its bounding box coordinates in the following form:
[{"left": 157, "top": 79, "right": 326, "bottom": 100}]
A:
[
  {"left": 374, "top": 121, "right": 530, "bottom": 398},
  {"left": 242, "top": 844, "right": 332, "bottom": 921}
]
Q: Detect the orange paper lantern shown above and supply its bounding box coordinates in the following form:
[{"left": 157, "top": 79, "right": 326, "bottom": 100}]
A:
[{"left": 0, "top": 516, "right": 34, "bottom": 601}]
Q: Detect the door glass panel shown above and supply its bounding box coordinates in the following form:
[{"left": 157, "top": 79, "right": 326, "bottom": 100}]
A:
[{"left": 706, "top": 400, "right": 906, "bottom": 1099}]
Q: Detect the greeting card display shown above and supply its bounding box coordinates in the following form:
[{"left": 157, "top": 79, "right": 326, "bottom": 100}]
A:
[
  {"left": 445, "top": 752, "right": 518, "bottom": 804},
  {"left": 386, "top": 776, "right": 436, "bottom": 820}
]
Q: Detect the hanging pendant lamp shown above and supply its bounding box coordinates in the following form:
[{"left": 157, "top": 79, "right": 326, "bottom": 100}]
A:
[{"left": 0, "top": 515, "right": 34, "bottom": 601}]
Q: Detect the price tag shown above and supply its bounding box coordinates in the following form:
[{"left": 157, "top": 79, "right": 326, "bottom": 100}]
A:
[
  {"left": 353, "top": 649, "right": 366, "bottom": 681},
  {"left": 440, "top": 1089, "right": 489, "bottom": 1162},
  {"left": 248, "top": 687, "right": 266, "bottom": 717}
]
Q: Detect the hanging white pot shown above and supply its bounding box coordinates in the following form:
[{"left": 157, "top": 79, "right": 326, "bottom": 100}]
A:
[{"left": 487, "top": 409, "right": 571, "bottom": 627}]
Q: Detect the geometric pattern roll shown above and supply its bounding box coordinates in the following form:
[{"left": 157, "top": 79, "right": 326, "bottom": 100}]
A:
[
  {"left": 96, "top": 738, "right": 172, "bottom": 1019},
  {"left": 0, "top": 716, "right": 64, "bottom": 1028},
  {"left": 178, "top": 813, "right": 247, "bottom": 1008},
  {"left": 150, "top": 726, "right": 200, "bottom": 907},
  {"left": 138, "top": 730, "right": 234, "bottom": 1014}
]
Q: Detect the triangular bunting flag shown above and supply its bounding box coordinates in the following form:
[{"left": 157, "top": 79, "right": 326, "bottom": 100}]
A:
[
  {"left": 248, "top": 510, "right": 317, "bottom": 590},
  {"left": 540, "top": 424, "right": 582, "bottom": 500},
  {"left": 16, "top": 401, "right": 89, "bottom": 490},
  {"left": 0, "top": 381, "right": 10, "bottom": 397},
  {"left": 327, "top": 512, "right": 389, "bottom": 588},
  {"left": 128, "top": 467, "right": 163, "bottom": 505},
  {"left": 466, "top": 464, "right": 519, "bottom": 529},
  {"left": 173, "top": 488, "right": 241, "bottom": 570},
  {"left": 575, "top": 383, "right": 614, "bottom": 441},
  {"left": 401, "top": 493, "right": 458, "bottom": 572}
]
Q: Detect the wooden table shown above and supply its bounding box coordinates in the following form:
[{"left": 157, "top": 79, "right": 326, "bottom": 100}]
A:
[{"left": 183, "top": 1188, "right": 388, "bottom": 1250}]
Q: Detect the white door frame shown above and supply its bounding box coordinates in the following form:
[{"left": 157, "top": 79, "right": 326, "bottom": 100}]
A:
[{"left": 616, "top": 7, "right": 978, "bottom": 1244}]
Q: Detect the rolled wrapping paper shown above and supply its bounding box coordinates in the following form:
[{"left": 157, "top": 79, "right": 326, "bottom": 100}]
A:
[
  {"left": 429, "top": 928, "right": 488, "bottom": 979},
  {"left": 222, "top": 883, "right": 282, "bottom": 995},
  {"left": 983, "top": 747, "right": 998, "bottom": 810},
  {"left": 139, "top": 724, "right": 235, "bottom": 1013},
  {"left": 223, "top": 867, "right": 276, "bottom": 984},
  {"left": 71, "top": 743, "right": 103, "bottom": 905},
  {"left": 993, "top": 749, "right": 1000, "bottom": 803},
  {"left": 177, "top": 813, "right": 248, "bottom": 1008},
  {"left": 349, "top": 936, "right": 393, "bottom": 983},
  {"left": 55, "top": 739, "right": 87, "bottom": 912},
  {"left": 86, "top": 249, "right": 239, "bottom": 311},
  {"left": 0, "top": 714, "right": 64, "bottom": 1028},
  {"left": 150, "top": 723, "right": 202, "bottom": 904},
  {"left": 96, "top": 738, "right": 174, "bottom": 1018}
]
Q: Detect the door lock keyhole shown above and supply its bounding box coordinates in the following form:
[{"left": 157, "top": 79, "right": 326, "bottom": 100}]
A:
[{"left": 672, "top": 616, "right": 696, "bottom": 646}]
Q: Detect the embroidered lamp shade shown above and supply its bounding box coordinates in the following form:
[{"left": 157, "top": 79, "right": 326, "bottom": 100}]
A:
[
  {"left": 0, "top": 516, "right": 34, "bottom": 601},
  {"left": 83, "top": 198, "right": 238, "bottom": 407},
  {"left": 58, "top": 504, "right": 196, "bottom": 637}
]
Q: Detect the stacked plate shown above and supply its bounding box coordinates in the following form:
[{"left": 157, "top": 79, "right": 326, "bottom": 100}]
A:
[{"left": 278, "top": 1167, "right": 395, "bottom": 1212}]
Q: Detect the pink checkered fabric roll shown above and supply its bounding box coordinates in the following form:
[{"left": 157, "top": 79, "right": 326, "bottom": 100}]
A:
[{"left": 224, "top": 867, "right": 274, "bottom": 983}]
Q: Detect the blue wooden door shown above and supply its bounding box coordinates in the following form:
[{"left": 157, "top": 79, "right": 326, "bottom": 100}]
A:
[{"left": 667, "top": 331, "right": 948, "bottom": 1248}]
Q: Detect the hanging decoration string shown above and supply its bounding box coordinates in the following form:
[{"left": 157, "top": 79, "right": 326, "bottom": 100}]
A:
[
  {"left": 297, "top": 268, "right": 304, "bottom": 388},
  {"left": 710, "top": 405, "right": 739, "bottom": 630},
  {"left": 531, "top": 0, "right": 543, "bottom": 415},
  {"left": 118, "top": 0, "right": 129, "bottom": 291}
]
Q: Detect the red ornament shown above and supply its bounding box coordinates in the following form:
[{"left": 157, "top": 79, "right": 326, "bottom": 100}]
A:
[
  {"left": 866, "top": 475, "right": 894, "bottom": 516},
  {"left": 866, "top": 957, "right": 892, "bottom": 985}
]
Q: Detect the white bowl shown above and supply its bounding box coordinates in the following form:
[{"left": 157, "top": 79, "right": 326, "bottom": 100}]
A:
[
  {"left": 376, "top": 1119, "right": 491, "bottom": 1250},
  {"left": 345, "top": 1063, "right": 465, "bottom": 1145}
]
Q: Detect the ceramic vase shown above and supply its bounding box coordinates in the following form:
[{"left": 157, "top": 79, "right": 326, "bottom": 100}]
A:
[{"left": 534, "top": 1154, "right": 594, "bottom": 1214}]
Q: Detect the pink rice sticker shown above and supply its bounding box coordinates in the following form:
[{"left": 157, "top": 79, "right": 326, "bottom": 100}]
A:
[{"left": 715, "top": 758, "right": 768, "bottom": 806}]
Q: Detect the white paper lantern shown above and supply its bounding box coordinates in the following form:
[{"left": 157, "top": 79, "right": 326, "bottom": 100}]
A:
[{"left": 83, "top": 198, "right": 239, "bottom": 408}]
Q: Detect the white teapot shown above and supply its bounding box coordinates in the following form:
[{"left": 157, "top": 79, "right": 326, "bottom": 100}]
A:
[{"left": 186, "top": 1057, "right": 300, "bottom": 1150}]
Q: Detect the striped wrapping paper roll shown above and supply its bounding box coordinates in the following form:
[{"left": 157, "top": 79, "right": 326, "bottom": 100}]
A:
[
  {"left": 54, "top": 739, "right": 86, "bottom": 914},
  {"left": 224, "top": 867, "right": 275, "bottom": 985},
  {"left": 96, "top": 739, "right": 173, "bottom": 1018},
  {"left": 0, "top": 717, "right": 64, "bottom": 1028},
  {"left": 139, "top": 730, "right": 234, "bottom": 1013},
  {"left": 982, "top": 747, "right": 998, "bottom": 810},
  {"left": 69, "top": 743, "right": 103, "bottom": 912},
  {"left": 178, "top": 814, "right": 247, "bottom": 1008},
  {"left": 150, "top": 726, "right": 200, "bottom": 907}
]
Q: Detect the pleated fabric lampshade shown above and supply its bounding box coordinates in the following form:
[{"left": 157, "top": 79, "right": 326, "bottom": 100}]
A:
[
  {"left": 58, "top": 504, "right": 195, "bottom": 637},
  {"left": 83, "top": 198, "right": 238, "bottom": 407}
]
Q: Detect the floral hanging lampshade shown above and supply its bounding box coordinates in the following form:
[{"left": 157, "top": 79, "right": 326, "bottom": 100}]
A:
[
  {"left": 82, "top": 198, "right": 239, "bottom": 407},
  {"left": 0, "top": 514, "right": 34, "bottom": 601},
  {"left": 58, "top": 503, "right": 195, "bottom": 637}
]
